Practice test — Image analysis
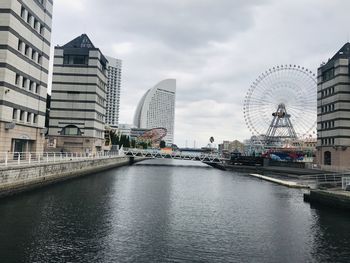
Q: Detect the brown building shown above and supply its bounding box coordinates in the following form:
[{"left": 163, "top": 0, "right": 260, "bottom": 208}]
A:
[
  {"left": 316, "top": 43, "right": 350, "bottom": 169},
  {"left": 219, "top": 140, "right": 245, "bottom": 157}
]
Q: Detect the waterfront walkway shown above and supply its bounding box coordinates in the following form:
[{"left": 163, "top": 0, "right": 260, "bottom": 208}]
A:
[
  {"left": 0, "top": 151, "right": 122, "bottom": 168},
  {"left": 249, "top": 173, "right": 308, "bottom": 189}
]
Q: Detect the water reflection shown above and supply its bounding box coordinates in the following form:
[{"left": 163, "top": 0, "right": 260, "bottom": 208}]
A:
[
  {"left": 309, "top": 205, "right": 350, "bottom": 262},
  {"left": 0, "top": 169, "right": 119, "bottom": 262},
  {"left": 106, "top": 164, "right": 174, "bottom": 262},
  {"left": 0, "top": 160, "right": 349, "bottom": 262}
]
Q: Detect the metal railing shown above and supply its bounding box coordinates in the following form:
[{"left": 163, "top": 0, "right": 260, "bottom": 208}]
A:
[
  {"left": 342, "top": 177, "right": 350, "bottom": 190},
  {"left": 299, "top": 173, "right": 350, "bottom": 189},
  {"left": 308, "top": 164, "right": 350, "bottom": 173},
  {"left": 121, "top": 148, "right": 227, "bottom": 163},
  {"left": 0, "top": 151, "right": 123, "bottom": 167}
]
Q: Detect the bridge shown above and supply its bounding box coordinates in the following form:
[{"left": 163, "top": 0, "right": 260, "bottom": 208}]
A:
[
  {"left": 0, "top": 149, "right": 228, "bottom": 167},
  {"left": 122, "top": 148, "right": 229, "bottom": 164}
]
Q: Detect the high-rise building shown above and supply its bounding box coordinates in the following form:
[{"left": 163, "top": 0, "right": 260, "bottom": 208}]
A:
[
  {"left": 316, "top": 43, "right": 350, "bottom": 168},
  {"left": 48, "top": 34, "right": 108, "bottom": 153},
  {"left": 133, "top": 79, "right": 176, "bottom": 145},
  {"left": 0, "top": 0, "right": 53, "bottom": 153},
  {"left": 105, "top": 56, "right": 122, "bottom": 127}
]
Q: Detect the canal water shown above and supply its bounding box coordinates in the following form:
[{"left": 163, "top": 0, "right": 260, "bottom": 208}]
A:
[{"left": 0, "top": 160, "right": 350, "bottom": 262}]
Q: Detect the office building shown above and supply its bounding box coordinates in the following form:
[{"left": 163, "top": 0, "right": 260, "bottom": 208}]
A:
[
  {"left": 117, "top": 123, "right": 132, "bottom": 137},
  {"left": 133, "top": 79, "right": 176, "bottom": 145},
  {"left": 105, "top": 56, "right": 122, "bottom": 127},
  {"left": 0, "top": 0, "right": 53, "bottom": 153},
  {"left": 219, "top": 140, "right": 245, "bottom": 154},
  {"left": 48, "top": 34, "right": 108, "bottom": 153},
  {"left": 316, "top": 43, "right": 350, "bottom": 168}
]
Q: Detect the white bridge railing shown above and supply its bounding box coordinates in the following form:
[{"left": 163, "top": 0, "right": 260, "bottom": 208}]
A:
[
  {"left": 0, "top": 151, "right": 122, "bottom": 167},
  {"left": 122, "top": 148, "right": 227, "bottom": 163}
]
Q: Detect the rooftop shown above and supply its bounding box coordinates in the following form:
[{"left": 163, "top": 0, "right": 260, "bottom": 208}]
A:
[
  {"left": 321, "top": 42, "right": 350, "bottom": 70},
  {"left": 62, "top": 34, "right": 95, "bottom": 49}
]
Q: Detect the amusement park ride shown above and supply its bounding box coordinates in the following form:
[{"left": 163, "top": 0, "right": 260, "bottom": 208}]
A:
[{"left": 243, "top": 65, "right": 317, "bottom": 159}]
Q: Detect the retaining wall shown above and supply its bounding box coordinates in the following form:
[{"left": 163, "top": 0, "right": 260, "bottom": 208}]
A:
[
  {"left": 0, "top": 156, "right": 130, "bottom": 198},
  {"left": 305, "top": 190, "right": 350, "bottom": 211}
]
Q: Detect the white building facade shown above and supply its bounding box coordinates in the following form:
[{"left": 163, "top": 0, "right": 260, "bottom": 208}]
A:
[
  {"left": 0, "top": 0, "right": 53, "bottom": 153},
  {"left": 105, "top": 56, "right": 122, "bottom": 128},
  {"left": 48, "top": 34, "right": 108, "bottom": 153},
  {"left": 133, "top": 79, "right": 176, "bottom": 145}
]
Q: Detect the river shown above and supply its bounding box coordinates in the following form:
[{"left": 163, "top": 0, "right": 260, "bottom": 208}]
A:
[{"left": 0, "top": 159, "right": 350, "bottom": 262}]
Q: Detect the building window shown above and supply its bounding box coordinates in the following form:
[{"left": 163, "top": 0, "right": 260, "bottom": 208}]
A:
[
  {"left": 40, "top": 25, "right": 45, "bottom": 35},
  {"left": 33, "top": 114, "right": 38, "bottom": 124},
  {"left": 35, "top": 84, "right": 40, "bottom": 94},
  {"left": 324, "top": 151, "right": 331, "bottom": 165},
  {"left": 61, "top": 125, "right": 82, "bottom": 136},
  {"left": 29, "top": 81, "right": 33, "bottom": 91},
  {"left": 27, "top": 113, "right": 31, "bottom": 123},
  {"left": 37, "top": 54, "right": 42, "bottom": 64},
  {"left": 22, "top": 78, "right": 27, "bottom": 89},
  {"left": 27, "top": 13, "right": 32, "bottom": 24},
  {"left": 63, "top": 55, "right": 88, "bottom": 65},
  {"left": 33, "top": 18, "right": 38, "bottom": 30},
  {"left": 17, "top": 39, "right": 23, "bottom": 51},
  {"left": 31, "top": 50, "right": 36, "bottom": 61},
  {"left": 12, "top": 109, "right": 17, "bottom": 120},
  {"left": 322, "top": 68, "right": 335, "bottom": 82},
  {"left": 21, "top": 7, "right": 25, "bottom": 18},
  {"left": 25, "top": 45, "right": 30, "bottom": 56},
  {"left": 19, "top": 110, "right": 25, "bottom": 121},
  {"left": 15, "top": 74, "right": 20, "bottom": 85}
]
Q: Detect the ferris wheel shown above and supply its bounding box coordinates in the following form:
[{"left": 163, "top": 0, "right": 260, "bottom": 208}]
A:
[{"left": 243, "top": 65, "right": 317, "bottom": 144}]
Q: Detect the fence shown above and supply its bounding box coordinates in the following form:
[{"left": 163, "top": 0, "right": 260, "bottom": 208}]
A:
[
  {"left": 342, "top": 177, "right": 350, "bottom": 190},
  {"left": 0, "top": 151, "right": 122, "bottom": 167},
  {"left": 308, "top": 164, "right": 350, "bottom": 173},
  {"left": 299, "top": 173, "right": 350, "bottom": 189}
]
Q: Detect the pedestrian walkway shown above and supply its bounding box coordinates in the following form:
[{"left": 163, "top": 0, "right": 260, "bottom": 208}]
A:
[{"left": 249, "top": 173, "right": 309, "bottom": 189}]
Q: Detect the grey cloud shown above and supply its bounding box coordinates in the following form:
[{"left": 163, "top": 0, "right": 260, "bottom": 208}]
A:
[
  {"left": 51, "top": 0, "right": 350, "bottom": 147},
  {"left": 87, "top": 0, "right": 269, "bottom": 48}
]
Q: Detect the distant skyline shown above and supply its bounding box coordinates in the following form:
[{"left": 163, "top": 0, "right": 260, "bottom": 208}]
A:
[{"left": 50, "top": 0, "right": 350, "bottom": 147}]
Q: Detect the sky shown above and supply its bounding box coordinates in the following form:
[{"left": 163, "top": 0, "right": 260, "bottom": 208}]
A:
[{"left": 50, "top": 0, "right": 350, "bottom": 147}]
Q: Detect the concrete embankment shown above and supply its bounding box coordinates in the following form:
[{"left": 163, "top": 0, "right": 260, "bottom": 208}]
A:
[
  {"left": 304, "top": 190, "right": 350, "bottom": 211},
  {"left": 249, "top": 173, "right": 309, "bottom": 189},
  {"left": 223, "top": 164, "right": 326, "bottom": 177},
  {"left": 0, "top": 156, "right": 134, "bottom": 198}
]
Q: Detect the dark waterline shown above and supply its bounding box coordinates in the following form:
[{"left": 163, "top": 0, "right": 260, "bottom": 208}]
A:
[{"left": 0, "top": 160, "right": 350, "bottom": 262}]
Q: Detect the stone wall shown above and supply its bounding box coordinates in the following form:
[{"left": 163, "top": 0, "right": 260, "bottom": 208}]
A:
[{"left": 0, "top": 156, "right": 130, "bottom": 197}]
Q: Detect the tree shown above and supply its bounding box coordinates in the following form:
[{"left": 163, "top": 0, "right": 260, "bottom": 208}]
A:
[
  {"left": 125, "top": 136, "right": 130, "bottom": 148},
  {"left": 131, "top": 139, "right": 136, "bottom": 148},
  {"left": 160, "top": 140, "right": 166, "bottom": 149},
  {"left": 110, "top": 131, "right": 120, "bottom": 145}
]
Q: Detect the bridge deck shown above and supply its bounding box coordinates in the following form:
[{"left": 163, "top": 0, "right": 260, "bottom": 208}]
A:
[{"left": 123, "top": 149, "right": 228, "bottom": 164}]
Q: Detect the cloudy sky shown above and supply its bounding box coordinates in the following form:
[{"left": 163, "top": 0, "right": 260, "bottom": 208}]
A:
[{"left": 51, "top": 0, "right": 350, "bottom": 147}]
